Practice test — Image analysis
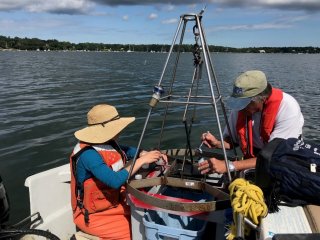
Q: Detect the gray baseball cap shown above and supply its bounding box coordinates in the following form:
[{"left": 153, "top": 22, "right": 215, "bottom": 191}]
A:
[{"left": 227, "top": 70, "right": 268, "bottom": 110}]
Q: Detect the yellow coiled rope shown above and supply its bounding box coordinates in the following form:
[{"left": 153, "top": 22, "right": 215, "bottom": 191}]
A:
[{"left": 226, "top": 178, "right": 268, "bottom": 240}]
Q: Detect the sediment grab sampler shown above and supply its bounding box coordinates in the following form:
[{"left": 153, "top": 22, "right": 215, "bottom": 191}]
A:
[{"left": 126, "top": 9, "right": 239, "bottom": 213}]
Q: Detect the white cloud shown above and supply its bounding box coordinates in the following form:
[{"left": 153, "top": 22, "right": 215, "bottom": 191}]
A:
[
  {"left": 214, "top": 0, "right": 320, "bottom": 12},
  {"left": 166, "top": 4, "right": 175, "bottom": 11},
  {"left": 90, "top": 0, "right": 320, "bottom": 12},
  {"left": 27, "top": 0, "right": 93, "bottom": 14},
  {"left": 122, "top": 15, "right": 129, "bottom": 21},
  {"left": 0, "top": 1, "right": 24, "bottom": 11},
  {"left": 209, "top": 15, "right": 309, "bottom": 32},
  {"left": 0, "top": 17, "right": 78, "bottom": 40},
  {"left": 161, "top": 18, "right": 178, "bottom": 24},
  {"left": 148, "top": 13, "right": 158, "bottom": 20},
  {"left": 213, "top": 23, "right": 291, "bottom": 31},
  {"left": 0, "top": 0, "right": 93, "bottom": 14},
  {"left": 187, "top": 4, "right": 197, "bottom": 9},
  {"left": 1, "top": 0, "right": 320, "bottom": 14}
]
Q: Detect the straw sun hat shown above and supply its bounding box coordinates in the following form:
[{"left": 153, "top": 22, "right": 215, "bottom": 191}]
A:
[{"left": 74, "top": 104, "right": 135, "bottom": 144}]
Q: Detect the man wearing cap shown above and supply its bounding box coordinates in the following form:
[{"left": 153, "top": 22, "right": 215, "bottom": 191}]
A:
[
  {"left": 198, "top": 70, "right": 304, "bottom": 174},
  {"left": 70, "top": 104, "right": 166, "bottom": 240}
]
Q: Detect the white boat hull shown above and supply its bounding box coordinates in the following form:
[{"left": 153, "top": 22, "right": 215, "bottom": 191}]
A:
[{"left": 25, "top": 164, "right": 76, "bottom": 240}]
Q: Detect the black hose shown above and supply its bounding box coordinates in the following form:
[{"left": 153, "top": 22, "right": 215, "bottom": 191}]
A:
[{"left": 0, "top": 228, "right": 60, "bottom": 240}]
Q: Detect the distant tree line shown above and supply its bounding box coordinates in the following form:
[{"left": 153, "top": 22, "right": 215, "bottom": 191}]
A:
[{"left": 0, "top": 35, "right": 319, "bottom": 54}]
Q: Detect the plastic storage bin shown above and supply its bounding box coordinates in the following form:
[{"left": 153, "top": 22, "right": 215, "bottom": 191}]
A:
[
  {"left": 143, "top": 211, "right": 207, "bottom": 240},
  {"left": 143, "top": 187, "right": 209, "bottom": 240}
]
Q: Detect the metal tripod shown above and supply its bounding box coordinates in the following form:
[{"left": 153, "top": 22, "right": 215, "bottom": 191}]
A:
[
  {"left": 127, "top": 10, "right": 253, "bottom": 239},
  {"left": 129, "top": 11, "right": 237, "bottom": 182}
]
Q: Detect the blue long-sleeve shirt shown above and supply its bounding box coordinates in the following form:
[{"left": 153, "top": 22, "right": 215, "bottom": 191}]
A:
[{"left": 76, "top": 145, "right": 137, "bottom": 189}]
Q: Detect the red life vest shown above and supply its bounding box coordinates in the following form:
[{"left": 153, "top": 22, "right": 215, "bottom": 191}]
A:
[
  {"left": 70, "top": 142, "right": 127, "bottom": 222},
  {"left": 236, "top": 88, "right": 283, "bottom": 158}
]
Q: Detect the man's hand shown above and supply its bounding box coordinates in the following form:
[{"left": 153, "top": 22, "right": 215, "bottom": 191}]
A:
[
  {"left": 201, "top": 132, "right": 220, "bottom": 148},
  {"left": 197, "top": 158, "right": 228, "bottom": 174}
]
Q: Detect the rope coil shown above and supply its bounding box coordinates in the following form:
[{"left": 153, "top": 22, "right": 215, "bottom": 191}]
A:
[{"left": 227, "top": 178, "right": 268, "bottom": 240}]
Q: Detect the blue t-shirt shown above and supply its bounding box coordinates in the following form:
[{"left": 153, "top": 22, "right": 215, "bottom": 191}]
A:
[{"left": 76, "top": 145, "right": 137, "bottom": 189}]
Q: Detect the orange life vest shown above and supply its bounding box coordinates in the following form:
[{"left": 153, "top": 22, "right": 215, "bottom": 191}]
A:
[
  {"left": 236, "top": 88, "right": 283, "bottom": 158},
  {"left": 70, "top": 142, "right": 127, "bottom": 222}
]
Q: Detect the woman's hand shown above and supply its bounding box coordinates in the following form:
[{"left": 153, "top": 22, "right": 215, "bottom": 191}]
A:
[
  {"left": 139, "top": 150, "right": 165, "bottom": 165},
  {"left": 157, "top": 153, "right": 168, "bottom": 165},
  {"left": 126, "top": 150, "right": 168, "bottom": 176}
]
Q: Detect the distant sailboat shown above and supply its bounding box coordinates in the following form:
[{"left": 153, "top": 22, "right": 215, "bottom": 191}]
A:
[{"left": 127, "top": 45, "right": 134, "bottom": 52}]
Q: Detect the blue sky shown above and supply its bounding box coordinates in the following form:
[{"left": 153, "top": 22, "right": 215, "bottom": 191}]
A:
[{"left": 0, "top": 0, "right": 319, "bottom": 48}]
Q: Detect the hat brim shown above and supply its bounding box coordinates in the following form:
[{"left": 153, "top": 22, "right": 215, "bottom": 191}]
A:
[
  {"left": 74, "top": 117, "right": 135, "bottom": 144},
  {"left": 227, "top": 96, "right": 252, "bottom": 111}
]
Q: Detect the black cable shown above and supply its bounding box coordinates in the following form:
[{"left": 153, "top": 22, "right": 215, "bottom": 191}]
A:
[{"left": 0, "top": 228, "right": 60, "bottom": 240}]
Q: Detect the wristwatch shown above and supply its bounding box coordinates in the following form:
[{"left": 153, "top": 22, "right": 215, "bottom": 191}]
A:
[{"left": 227, "top": 160, "right": 236, "bottom": 172}]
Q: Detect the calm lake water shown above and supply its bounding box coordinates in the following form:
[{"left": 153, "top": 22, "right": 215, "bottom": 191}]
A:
[{"left": 0, "top": 51, "right": 320, "bottom": 224}]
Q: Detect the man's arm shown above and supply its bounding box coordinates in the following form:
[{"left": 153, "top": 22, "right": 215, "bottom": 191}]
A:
[{"left": 198, "top": 156, "right": 256, "bottom": 174}]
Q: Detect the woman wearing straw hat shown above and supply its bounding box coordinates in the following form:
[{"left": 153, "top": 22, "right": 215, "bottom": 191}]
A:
[{"left": 70, "top": 104, "right": 166, "bottom": 240}]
